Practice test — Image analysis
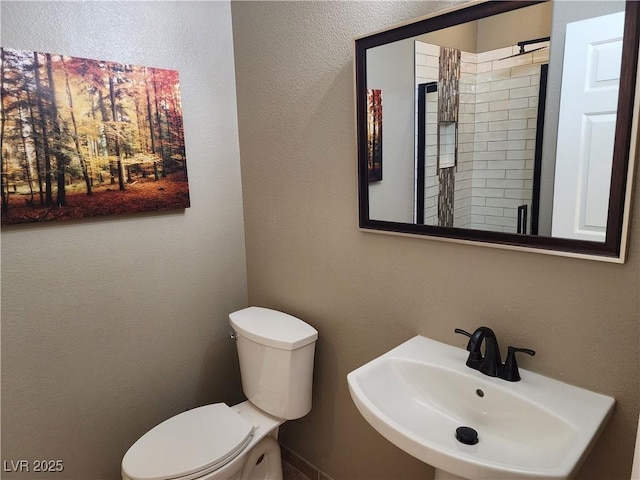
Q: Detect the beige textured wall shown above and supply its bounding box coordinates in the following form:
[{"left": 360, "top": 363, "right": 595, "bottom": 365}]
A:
[
  {"left": 1, "top": 2, "right": 247, "bottom": 478},
  {"left": 231, "top": 2, "right": 640, "bottom": 479}
]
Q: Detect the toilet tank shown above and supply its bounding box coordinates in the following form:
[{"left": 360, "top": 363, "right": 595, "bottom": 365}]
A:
[{"left": 229, "top": 307, "right": 318, "bottom": 420}]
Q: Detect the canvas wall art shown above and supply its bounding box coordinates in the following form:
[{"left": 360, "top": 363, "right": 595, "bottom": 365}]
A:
[{"left": 0, "top": 48, "right": 190, "bottom": 225}]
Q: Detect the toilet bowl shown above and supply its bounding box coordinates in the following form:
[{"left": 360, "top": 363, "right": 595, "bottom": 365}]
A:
[
  {"left": 122, "top": 402, "right": 283, "bottom": 480},
  {"left": 121, "top": 307, "right": 318, "bottom": 480}
]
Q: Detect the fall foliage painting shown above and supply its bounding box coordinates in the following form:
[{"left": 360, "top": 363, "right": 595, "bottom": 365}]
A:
[
  {"left": 367, "top": 88, "right": 382, "bottom": 182},
  {"left": 0, "top": 48, "right": 190, "bottom": 225}
]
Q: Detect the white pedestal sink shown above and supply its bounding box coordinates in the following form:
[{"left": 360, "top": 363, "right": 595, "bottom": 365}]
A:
[
  {"left": 434, "top": 468, "right": 466, "bottom": 480},
  {"left": 347, "top": 336, "right": 614, "bottom": 480}
]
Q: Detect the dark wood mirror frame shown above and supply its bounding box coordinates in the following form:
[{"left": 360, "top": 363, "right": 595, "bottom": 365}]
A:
[{"left": 356, "top": 0, "right": 640, "bottom": 262}]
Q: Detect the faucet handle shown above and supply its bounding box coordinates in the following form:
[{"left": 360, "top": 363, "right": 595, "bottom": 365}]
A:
[
  {"left": 454, "top": 328, "right": 474, "bottom": 351},
  {"left": 454, "top": 328, "right": 472, "bottom": 339},
  {"left": 454, "top": 328, "right": 483, "bottom": 366},
  {"left": 502, "top": 346, "right": 536, "bottom": 382}
]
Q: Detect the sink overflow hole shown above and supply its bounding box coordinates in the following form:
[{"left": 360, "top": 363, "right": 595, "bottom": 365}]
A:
[{"left": 476, "top": 389, "right": 484, "bottom": 397}]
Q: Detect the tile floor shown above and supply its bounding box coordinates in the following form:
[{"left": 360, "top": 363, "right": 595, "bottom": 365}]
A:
[
  {"left": 282, "top": 459, "right": 313, "bottom": 480},
  {"left": 280, "top": 444, "right": 332, "bottom": 480}
]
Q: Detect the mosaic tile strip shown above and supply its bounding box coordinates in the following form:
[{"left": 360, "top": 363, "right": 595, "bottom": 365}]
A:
[
  {"left": 437, "top": 46, "right": 459, "bottom": 228},
  {"left": 438, "top": 46, "right": 460, "bottom": 123},
  {"left": 438, "top": 167, "right": 455, "bottom": 228}
]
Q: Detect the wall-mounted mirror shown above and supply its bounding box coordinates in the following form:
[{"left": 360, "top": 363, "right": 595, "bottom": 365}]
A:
[{"left": 356, "top": 0, "right": 639, "bottom": 262}]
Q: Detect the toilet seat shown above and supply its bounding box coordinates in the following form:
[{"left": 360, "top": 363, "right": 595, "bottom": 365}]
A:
[{"left": 122, "top": 403, "right": 254, "bottom": 480}]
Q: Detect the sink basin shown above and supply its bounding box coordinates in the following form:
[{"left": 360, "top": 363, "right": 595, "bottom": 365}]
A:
[{"left": 347, "top": 336, "right": 614, "bottom": 480}]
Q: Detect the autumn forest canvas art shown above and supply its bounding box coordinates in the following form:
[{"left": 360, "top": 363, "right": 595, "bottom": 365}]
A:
[
  {"left": 367, "top": 88, "right": 382, "bottom": 182},
  {"left": 0, "top": 48, "right": 190, "bottom": 225}
]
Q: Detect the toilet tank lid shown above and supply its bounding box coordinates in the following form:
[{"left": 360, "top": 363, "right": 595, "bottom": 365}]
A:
[{"left": 229, "top": 307, "right": 318, "bottom": 350}]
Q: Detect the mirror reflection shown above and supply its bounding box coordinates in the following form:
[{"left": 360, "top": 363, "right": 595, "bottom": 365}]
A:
[{"left": 359, "top": 0, "right": 636, "bottom": 258}]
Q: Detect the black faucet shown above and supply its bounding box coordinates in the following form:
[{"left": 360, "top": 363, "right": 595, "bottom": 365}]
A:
[{"left": 455, "top": 327, "right": 535, "bottom": 382}]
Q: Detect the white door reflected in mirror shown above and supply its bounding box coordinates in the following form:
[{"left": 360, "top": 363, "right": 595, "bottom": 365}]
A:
[{"left": 552, "top": 11, "right": 624, "bottom": 241}]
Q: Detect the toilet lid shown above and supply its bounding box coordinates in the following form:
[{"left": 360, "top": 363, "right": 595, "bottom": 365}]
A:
[{"left": 122, "top": 403, "right": 254, "bottom": 480}]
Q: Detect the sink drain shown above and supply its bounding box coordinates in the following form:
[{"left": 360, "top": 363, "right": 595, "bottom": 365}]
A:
[{"left": 456, "top": 426, "right": 479, "bottom": 445}]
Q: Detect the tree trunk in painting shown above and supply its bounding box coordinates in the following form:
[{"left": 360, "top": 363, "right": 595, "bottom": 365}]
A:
[
  {"left": 62, "top": 56, "right": 92, "bottom": 196},
  {"left": 144, "top": 68, "right": 157, "bottom": 166},
  {"left": 108, "top": 67, "right": 125, "bottom": 191},
  {"left": 17, "top": 105, "right": 35, "bottom": 205},
  {"left": 45, "top": 53, "right": 67, "bottom": 207},
  {"left": 152, "top": 69, "right": 167, "bottom": 178},
  {"left": 25, "top": 88, "right": 45, "bottom": 205},
  {"left": 33, "top": 52, "right": 54, "bottom": 206}
]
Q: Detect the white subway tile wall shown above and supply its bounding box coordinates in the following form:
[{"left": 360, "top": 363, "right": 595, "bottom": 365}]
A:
[{"left": 415, "top": 41, "right": 549, "bottom": 232}]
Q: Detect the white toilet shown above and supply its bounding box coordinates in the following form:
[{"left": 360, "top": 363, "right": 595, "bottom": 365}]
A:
[{"left": 121, "top": 307, "right": 318, "bottom": 480}]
